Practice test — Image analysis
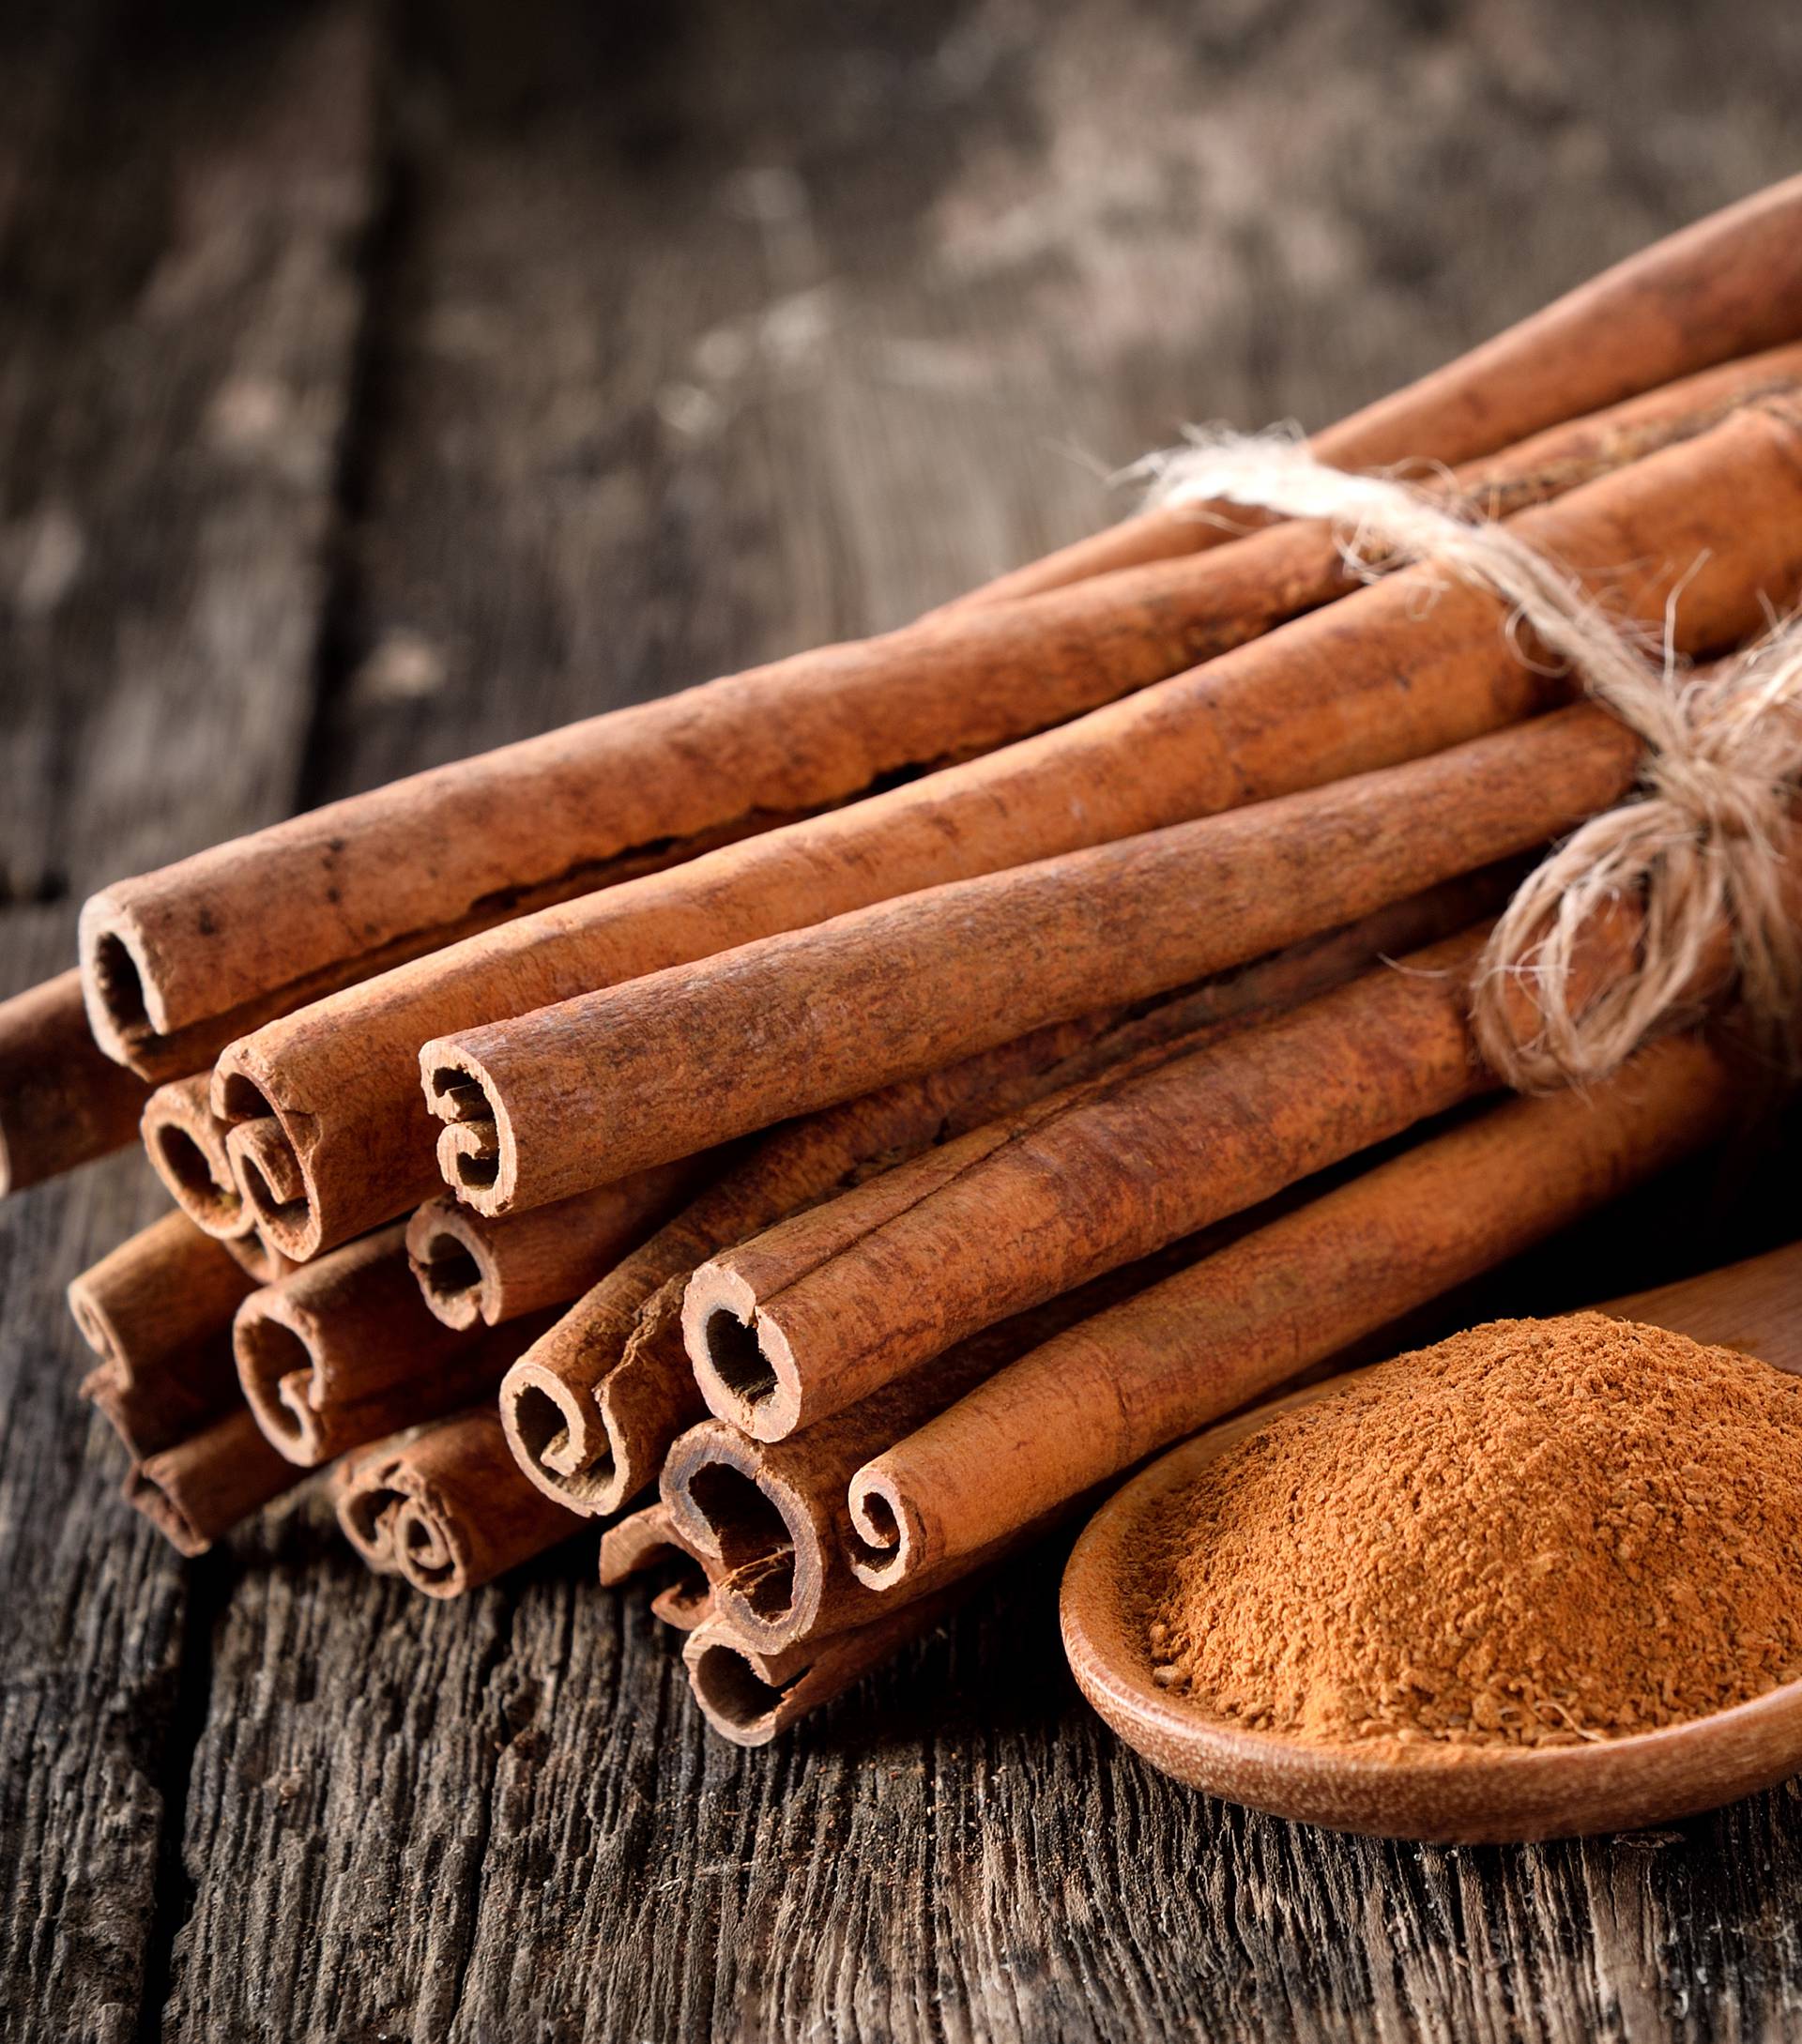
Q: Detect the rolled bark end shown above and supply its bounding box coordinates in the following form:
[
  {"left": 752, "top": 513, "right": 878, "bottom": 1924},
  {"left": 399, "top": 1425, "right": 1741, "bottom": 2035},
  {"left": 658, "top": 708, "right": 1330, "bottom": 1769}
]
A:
[
  {"left": 662, "top": 1429, "right": 823, "bottom": 1649},
  {"left": 122, "top": 1409, "right": 301, "bottom": 1556},
  {"left": 651, "top": 1570, "right": 714, "bottom": 1632},
  {"left": 224, "top": 1110, "right": 320, "bottom": 1262},
  {"left": 405, "top": 1202, "right": 494, "bottom": 1329},
  {"left": 336, "top": 1466, "right": 397, "bottom": 1571},
  {"left": 679, "top": 1597, "right": 954, "bottom": 1745},
  {"left": 393, "top": 1502, "right": 466, "bottom": 1595},
  {"left": 77, "top": 894, "right": 163, "bottom": 1068},
  {"left": 499, "top": 1357, "right": 617, "bottom": 1512},
  {"left": 333, "top": 1405, "right": 584, "bottom": 1598},
  {"left": 683, "top": 1263, "right": 802, "bottom": 1441},
  {"left": 420, "top": 1048, "right": 514, "bottom": 1213},
  {"left": 67, "top": 1213, "right": 256, "bottom": 1459},
  {"left": 234, "top": 1299, "right": 330, "bottom": 1465},
  {"left": 846, "top": 1467, "right": 918, "bottom": 1589},
  {"left": 121, "top": 1461, "right": 214, "bottom": 1558},
  {"left": 142, "top": 1075, "right": 253, "bottom": 1240},
  {"left": 683, "top": 1633, "right": 795, "bottom": 1747},
  {"left": 598, "top": 1500, "right": 717, "bottom": 1629},
  {"left": 148, "top": 1121, "right": 244, "bottom": 1234},
  {"left": 367, "top": 1496, "right": 455, "bottom": 1586},
  {"left": 66, "top": 1280, "right": 120, "bottom": 1372},
  {"left": 339, "top": 1472, "right": 467, "bottom": 1596}
]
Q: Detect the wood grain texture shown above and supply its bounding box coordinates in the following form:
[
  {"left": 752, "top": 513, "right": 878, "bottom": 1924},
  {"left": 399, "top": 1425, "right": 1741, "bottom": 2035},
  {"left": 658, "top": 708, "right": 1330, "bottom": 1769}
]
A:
[
  {"left": 0, "top": 2, "right": 379, "bottom": 2037},
  {"left": 5, "top": 0, "right": 1802, "bottom": 2037}
]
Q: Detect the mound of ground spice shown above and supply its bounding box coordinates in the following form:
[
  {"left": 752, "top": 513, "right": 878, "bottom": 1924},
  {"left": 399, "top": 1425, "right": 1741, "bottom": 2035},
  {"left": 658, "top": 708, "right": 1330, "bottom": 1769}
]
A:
[{"left": 1147, "top": 1314, "right": 1802, "bottom": 1748}]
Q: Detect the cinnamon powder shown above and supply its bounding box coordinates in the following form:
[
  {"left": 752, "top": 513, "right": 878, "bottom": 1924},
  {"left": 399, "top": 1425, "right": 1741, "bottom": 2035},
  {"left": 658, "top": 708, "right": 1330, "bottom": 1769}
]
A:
[{"left": 1146, "top": 1315, "right": 1802, "bottom": 1748}]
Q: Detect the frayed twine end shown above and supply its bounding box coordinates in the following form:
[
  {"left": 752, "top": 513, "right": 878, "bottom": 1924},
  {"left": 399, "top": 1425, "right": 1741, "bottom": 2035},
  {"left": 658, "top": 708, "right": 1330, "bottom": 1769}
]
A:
[{"left": 1130, "top": 426, "right": 1802, "bottom": 1090}]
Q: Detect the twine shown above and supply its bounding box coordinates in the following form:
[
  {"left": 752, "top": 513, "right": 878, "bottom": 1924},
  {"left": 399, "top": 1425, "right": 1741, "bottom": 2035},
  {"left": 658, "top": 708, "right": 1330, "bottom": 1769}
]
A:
[{"left": 1131, "top": 426, "right": 1802, "bottom": 1089}]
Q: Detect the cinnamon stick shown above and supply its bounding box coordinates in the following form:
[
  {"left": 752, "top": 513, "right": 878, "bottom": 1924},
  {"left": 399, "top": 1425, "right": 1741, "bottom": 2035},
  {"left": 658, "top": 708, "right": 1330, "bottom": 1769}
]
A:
[
  {"left": 123, "top": 1408, "right": 302, "bottom": 1558},
  {"left": 681, "top": 1586, "right": 970, "bottom": 1747},
  {"left": 333, "top": 1407, "right": 585, "bottom": 1596},
  {"left": 218, "top": 388, "right": 1802, "bottom": 1259},
  {"left": 661, "top": 1232, "right": 1245, "bottom": 1653},
  {"left": 405, "top": 1156, "right": 706, "bottom": 1330},
  {"left": 68, "top": 1210, "right": 257, "bottom": 1458},
  {"left": 847, "top": 1030, "right": 1735, "bottom": 1589},
  {"left": 952, "top": 175, "right": 1802, "bottom": 605},
  {"left": 0, "top": 969, "right": 151, "bottom": 1197},
  {"left": 233, "top": 1224, "right": 539, "bottom": 1466},
  {"left": 93, "top": 327, "right": 1736, "bottom": 1090},
  {"left": 598, "top": 1500, "right": 719, "bottom": 1632},
  {"left": 220, "top": 1226, "right": 303, "bottom": 1287},
  {"left": 422, "top": 404, "right": 1802, "bottom": 1216},
  {"left": 497, "top": 877, "right": 1502, "bottom": 1517},
  {"left": 142, "top": 1073, "right": 255, "bottom": 1240},
  {"left": 79, "top": 469, "right": 1367, "bottom": 1086},
  {"left": 435, "top": 706, "right": 1646, "bottom": 1207},
  {"left": 684, "top": 928, "right": 1516, "bottom": 1442}
]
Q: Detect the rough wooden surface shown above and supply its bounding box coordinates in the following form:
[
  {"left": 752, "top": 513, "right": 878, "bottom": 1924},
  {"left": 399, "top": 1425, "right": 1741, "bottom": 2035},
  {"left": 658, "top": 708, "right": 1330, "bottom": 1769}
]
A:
[{"left": 3, "top": 2, "right": 1801, "bottom": 2037}]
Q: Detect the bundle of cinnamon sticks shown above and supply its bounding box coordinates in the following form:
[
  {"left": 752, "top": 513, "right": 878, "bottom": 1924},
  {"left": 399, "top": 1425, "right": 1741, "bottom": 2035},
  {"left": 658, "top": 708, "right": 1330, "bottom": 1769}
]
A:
[{"left": 9, "top": 177, "right": 1802, "bottom": 1744}]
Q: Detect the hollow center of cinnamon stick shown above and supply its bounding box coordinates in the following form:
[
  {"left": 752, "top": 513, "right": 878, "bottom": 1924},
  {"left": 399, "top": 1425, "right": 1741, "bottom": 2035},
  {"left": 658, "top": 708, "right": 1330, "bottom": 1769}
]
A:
[
  {"left": 237, "top": 1319, "right": 314, "bottom": 1444},
  {"left": 850, "top": 1490, "right": 901, "bottom": 1565},
  {"left": 686, "top": 1464, "right": 797, "bottom": 1620},
  {"left": 400, "top": 1509, "right": 454, "bottom": 1581},
  {"left": 91, "top": 932, "right": 150, "bottom": 1042},
  {"left": 508, "top": 1380, "right": 595, "bottom": 1484},
  {"left": 450, "top": 1148, "right": 497, "bottom": 1191},
  {"left": 417, "top": 1235, "right": 482, "bottom": 1311},
  {"left": 701, "top": 1309, "right": 777, "bottom": 1407},
  {"left": 155, "top": 1125, "right": 235, "bottom": 1210},
  {"left": 689, "top": 1642, "right": 792, "bottom": 1731}
]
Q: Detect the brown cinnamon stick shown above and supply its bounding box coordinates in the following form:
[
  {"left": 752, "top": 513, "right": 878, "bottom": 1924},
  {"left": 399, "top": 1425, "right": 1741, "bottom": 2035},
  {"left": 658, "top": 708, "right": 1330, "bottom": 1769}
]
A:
[
  {"left": 94, "top": 327, "right": 1746, "bottom": 1090},
  {"left": 80, "top": 472, "right": 1363, "bottom": 1086},
  {"left": 233, "top": 1225, "right": 538, "bottom": 1466},
  {"left": 220, "top": 1226, "right": 303, "bottom": 1287},
  {"left": 598, "top": 1500, "right": 719, "bottom": 1632},
  {"left": 681, "top": 1585, "right": 970, "bottom": 1747},
  {"left": 218, "top": 387, "right": 1802, "bottom": 1259},
  {"left": 142, "top": 1073, "right": 255, "bottom": 1240},
  {"left": 684, "top": 928, "right": 1514, "bottom": 1442},
  {"left": 847, "top": 1030, "right": 1735, "bottom": 1589},
  {"left": 68, "top": 1210, "right": 257, "bottom": 1458},
  {"left": 435, "top": 706, "right": 1646, "bottom": 1208},
  {"left": 123, "top": 1408, "right": 302, "bottom": 1558},
  {"left": 0, "top": 969, "right": 152, "bottom": 1197},
  {"left": 405, "top": 1156, "right": 705, "bottom": 1330},
  {"left": 422, "top": 404, "right": 1802, "bottom": 1216},
  {"left": 333, "top": 1407, "right": 585, "bottom": 1596},
  {"left": 952, "top": 175, "right": 1802, "bottom": 605},
  {"left": 661, "top": 1231, "right": 1246, "bottom": 1654},
  {"left": 497, "top": 878, "right": 1502, "bottom": 1518}
]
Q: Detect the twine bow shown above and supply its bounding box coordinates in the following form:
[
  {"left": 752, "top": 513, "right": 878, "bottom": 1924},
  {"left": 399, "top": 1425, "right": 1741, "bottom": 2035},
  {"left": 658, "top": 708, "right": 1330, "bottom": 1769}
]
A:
[{"left": 1133, "top": 426, "right": 1802, "bottom": 1089}]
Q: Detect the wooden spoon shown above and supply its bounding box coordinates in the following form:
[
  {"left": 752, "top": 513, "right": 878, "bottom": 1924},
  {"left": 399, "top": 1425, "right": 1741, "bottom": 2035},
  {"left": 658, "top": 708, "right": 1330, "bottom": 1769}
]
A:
[{"left": 1061, "top": 1241, "right": 1802, "bottom": 1843}]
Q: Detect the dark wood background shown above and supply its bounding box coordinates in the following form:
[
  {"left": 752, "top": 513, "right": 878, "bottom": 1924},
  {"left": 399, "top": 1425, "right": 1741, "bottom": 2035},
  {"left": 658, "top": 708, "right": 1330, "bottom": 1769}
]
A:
[{"left": 5, "top": 3, "right": 1802, "bottom": 2037}]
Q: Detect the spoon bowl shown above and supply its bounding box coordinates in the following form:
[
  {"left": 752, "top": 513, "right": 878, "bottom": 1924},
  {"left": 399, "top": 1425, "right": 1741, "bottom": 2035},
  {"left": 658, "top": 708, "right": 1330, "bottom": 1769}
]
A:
[{"left": 1061, "top": 1372, "right": 1802, "bottom": 1843}]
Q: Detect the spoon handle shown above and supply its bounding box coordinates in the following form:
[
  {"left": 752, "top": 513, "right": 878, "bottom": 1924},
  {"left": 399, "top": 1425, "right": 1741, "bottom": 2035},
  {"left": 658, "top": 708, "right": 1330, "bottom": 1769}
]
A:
[{"left": 1601, "top": 1240, "right": 1802, "bottom": 1374}]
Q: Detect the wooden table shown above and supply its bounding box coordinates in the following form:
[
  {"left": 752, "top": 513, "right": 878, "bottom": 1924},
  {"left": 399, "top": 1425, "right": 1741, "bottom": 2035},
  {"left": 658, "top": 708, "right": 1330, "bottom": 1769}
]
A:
[{"left": 6, "top": 4, "right": 1802, "bottom": 2036}]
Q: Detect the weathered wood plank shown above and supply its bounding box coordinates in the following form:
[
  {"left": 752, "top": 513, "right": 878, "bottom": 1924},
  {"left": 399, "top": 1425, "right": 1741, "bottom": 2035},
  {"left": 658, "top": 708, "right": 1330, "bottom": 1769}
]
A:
[{"left": 0, "top": 5, "right": 379, "bottom": 2037}]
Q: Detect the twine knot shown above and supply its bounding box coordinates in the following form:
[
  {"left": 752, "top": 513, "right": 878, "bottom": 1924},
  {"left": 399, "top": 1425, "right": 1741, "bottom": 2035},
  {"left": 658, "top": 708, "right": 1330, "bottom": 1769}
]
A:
[{"left": 1133, "top": 425, "right": 1802, "bottom": 1089}]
